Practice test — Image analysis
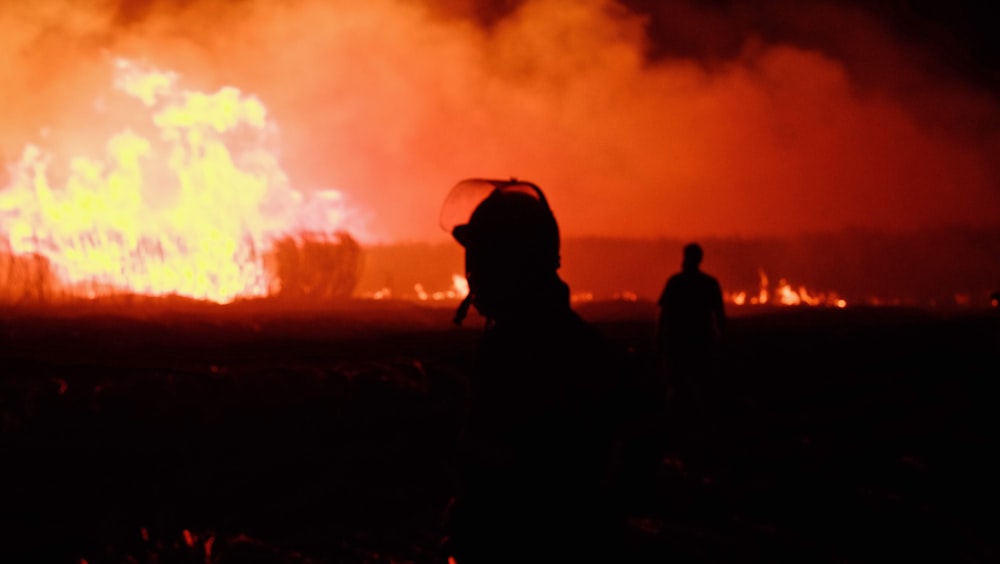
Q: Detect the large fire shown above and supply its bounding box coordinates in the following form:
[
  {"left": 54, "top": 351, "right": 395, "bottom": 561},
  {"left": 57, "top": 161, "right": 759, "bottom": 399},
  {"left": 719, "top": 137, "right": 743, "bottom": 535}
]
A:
[{"left": 0, "top": 59, "right": 357, "bottom": 305}]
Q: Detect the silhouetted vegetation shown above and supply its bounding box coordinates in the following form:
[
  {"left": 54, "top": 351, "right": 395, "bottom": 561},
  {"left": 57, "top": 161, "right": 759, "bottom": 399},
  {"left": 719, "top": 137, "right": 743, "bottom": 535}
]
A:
[{"left": 0, "top": 303, "right": 997, "bottom": 562}]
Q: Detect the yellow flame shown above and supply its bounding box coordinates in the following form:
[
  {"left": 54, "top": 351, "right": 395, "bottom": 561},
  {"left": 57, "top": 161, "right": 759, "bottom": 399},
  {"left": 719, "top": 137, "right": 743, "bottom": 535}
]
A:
[
  {"left": 776, "top": 280, "right": 800, "bottom": 305},
  {"left": 0, "top": 59, "right": 356, "bottom": 304},
  {"left": 452, "top": 273, "right": 470, "bottom": 298}
]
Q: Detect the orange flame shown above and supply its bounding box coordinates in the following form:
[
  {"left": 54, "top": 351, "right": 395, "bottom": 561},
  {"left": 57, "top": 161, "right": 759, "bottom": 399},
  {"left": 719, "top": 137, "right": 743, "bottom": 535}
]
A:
[
  {"left": 414, "top": 274, "right": 469, "bottom": 301},
  {"left": 728, "top": 268, "right": 847, "bottom": 308},
  {"left": 0, "top": 58, "right": 359, "bottom": 304},
  {"left": 757, "top": 267, "right": 769, "bottom": 305}
]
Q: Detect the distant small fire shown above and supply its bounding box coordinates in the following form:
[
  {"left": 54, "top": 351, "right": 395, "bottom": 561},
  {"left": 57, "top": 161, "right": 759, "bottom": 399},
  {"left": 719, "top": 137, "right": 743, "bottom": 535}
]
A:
[
  {"left": 359, "top": 274, "right": 469, "bottom": 302},
  {"left": 380, "top": 268, "right": 848, "bottom": 308},
  {"left": 415, "top": 274, "right": 469, "bottom": 301},
  {"left": 726, "top": 268, "right": 847, "bottom": 308},
  {"left": 0, "top": 58, "right": 360, "bottom": 305}
]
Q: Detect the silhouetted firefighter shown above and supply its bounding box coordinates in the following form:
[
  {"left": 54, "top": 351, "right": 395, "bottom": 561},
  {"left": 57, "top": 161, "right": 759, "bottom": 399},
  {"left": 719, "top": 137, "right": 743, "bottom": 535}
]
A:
[
  {"left": 440, "top": 178, "right": 623, "bottom": 563},
  {"left": 656, "top": 242, "right": 726, "bottom": 427}
]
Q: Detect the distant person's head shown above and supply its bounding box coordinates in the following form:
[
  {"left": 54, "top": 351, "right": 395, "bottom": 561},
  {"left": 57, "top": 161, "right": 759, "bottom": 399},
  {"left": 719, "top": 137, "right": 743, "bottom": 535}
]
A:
[
  {"left": 441, "top": 178, "right": 561, "bottom": 323},
  {"left": 682, "top": 243, "right": 703, "bottom": 271}
]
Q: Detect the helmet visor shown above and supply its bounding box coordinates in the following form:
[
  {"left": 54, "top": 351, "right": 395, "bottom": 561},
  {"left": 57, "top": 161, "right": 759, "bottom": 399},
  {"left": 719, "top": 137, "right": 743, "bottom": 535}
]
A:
[{"left": 439, "top": 178, "right": 547, "bottom": 236}]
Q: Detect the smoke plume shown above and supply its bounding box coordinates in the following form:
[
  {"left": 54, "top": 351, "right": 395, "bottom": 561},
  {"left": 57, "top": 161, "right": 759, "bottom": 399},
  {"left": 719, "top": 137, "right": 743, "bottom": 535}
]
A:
[{"left": 2, "top": 0, "right": 998, "bottom": 243}]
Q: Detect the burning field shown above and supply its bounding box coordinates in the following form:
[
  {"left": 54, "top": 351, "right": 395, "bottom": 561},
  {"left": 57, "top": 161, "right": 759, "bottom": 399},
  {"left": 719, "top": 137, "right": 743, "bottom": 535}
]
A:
[
  {"left": 2, "top": 1, "right": 1000, "bottom": 309},
  {"left": 0, "top": 57, "right": 366, "bottom": 306}
]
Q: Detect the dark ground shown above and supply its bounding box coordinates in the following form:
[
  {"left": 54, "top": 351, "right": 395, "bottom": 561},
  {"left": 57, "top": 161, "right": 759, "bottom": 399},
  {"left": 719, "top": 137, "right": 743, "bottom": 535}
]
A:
[{"left": 0, "top": 299, "right": 997, "bottom": 563}]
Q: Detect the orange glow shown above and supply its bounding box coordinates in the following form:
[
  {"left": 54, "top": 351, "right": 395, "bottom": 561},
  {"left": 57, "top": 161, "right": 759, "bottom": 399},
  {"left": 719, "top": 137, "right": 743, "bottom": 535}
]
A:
[
  {"left": 2, "top": 2, "right": 997, "bottom": 311},
  {"left": 613, "top": 290, "right": 638, "bottom": 302},
  {"left": 0, "top": 1, "right": 998, "bottom": 247},
  {"left": 360, "top": 287, "right": 393, "bottom": 300},
  {"left": 0, "top": 59, "right": 360, "bottom": 304}
]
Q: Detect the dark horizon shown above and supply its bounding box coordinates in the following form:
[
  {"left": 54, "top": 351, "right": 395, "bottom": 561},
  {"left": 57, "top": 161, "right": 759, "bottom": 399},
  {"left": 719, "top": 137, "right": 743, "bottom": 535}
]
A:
[
  {"left": 3, "top": 223, "right": 996, "bottom": 309},
  {"left": 357, "top": 223, "right": 1000, "bottom": 307}
]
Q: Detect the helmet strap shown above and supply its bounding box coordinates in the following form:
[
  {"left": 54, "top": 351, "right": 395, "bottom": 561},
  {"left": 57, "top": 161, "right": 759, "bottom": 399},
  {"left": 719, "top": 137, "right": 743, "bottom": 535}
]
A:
[{"left": 453, "top": 292, "right": 474, "bottom": 326}]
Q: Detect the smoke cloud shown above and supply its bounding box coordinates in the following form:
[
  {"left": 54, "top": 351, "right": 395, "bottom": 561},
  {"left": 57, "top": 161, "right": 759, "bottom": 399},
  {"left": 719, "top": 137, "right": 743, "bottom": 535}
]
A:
[{"left": 2, "top": 0, "right": 998, "bottom": 243}]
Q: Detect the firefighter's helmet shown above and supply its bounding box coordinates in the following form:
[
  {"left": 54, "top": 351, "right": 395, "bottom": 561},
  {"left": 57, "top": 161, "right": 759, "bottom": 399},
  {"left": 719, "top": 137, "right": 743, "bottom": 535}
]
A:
[{"left": 441, "top": 178, "right": 561, "bottom": 323}]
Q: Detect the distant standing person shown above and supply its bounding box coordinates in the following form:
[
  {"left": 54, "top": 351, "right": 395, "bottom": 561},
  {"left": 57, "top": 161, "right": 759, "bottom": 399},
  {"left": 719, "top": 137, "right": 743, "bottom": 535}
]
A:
[{"left": 656, "top": 242, "right": 726, "bottom": 422}]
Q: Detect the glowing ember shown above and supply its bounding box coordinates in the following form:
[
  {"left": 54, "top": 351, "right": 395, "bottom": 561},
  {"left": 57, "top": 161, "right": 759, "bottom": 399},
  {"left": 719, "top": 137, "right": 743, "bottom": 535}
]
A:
[{"left": 0, "top": 58, "right": 358, "bottom": 304}]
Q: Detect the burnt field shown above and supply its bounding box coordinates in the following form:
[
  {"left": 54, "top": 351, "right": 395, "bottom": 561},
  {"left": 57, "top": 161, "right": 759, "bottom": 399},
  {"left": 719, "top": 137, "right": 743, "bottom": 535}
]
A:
[{"left": 0, "top": 300, "right": 998, "bottom": 563}]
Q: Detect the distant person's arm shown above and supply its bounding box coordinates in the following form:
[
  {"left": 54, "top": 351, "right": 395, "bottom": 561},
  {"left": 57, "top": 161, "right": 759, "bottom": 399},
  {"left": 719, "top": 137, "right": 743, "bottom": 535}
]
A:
[{"left": 657, "top": 280, "right": 670, "bottom": 311}]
